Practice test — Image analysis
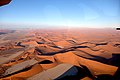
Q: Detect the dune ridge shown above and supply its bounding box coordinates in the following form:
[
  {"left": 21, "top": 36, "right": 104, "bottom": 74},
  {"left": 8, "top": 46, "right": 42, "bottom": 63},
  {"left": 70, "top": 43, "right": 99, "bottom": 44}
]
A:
[{"left": 0, "top": 29, "right": 120, "bottom": 80}]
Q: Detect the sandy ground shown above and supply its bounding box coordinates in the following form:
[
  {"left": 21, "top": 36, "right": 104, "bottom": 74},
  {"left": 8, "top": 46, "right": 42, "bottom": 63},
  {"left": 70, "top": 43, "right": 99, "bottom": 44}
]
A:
[{"left": 0, "top": 28, "right": 120, "bottom": 80}]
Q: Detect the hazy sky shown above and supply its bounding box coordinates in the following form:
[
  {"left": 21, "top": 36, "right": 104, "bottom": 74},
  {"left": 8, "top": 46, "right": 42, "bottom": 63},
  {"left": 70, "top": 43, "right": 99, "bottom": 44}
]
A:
[{"left": 0, "top": 0, "right": 120, "bottom": 28}]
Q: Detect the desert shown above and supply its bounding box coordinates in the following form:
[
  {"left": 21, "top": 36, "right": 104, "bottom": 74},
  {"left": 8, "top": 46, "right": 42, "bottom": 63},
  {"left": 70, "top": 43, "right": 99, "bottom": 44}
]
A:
[{"left": 0, "top": 28, "right": 120, "bottom": 80}]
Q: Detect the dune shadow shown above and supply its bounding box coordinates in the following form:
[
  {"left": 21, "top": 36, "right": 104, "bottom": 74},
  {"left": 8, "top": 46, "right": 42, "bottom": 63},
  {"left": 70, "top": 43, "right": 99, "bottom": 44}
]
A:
[
  {"left": 108, "top": 54, "right": 120, "bottom": 67},
  {"left": 95, "top": 74, "right": 113, "bottom": 80},
  {"left": 38, "top": 60, "right": 53, "bottom": 64},
  {"left": 56, "top": 65, "right": 94, "bottom": 80}
]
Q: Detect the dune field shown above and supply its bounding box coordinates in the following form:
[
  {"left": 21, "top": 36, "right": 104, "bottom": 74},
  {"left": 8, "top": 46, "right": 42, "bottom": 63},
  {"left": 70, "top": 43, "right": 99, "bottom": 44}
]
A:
[{"left": 0, "top": 28, "right": 120, "bottom": 80}]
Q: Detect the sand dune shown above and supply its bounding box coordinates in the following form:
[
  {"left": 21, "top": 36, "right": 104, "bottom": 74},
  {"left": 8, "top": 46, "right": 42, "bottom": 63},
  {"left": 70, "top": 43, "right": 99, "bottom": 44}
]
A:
[
  {"left": 54, "top": 40, "right": 73, "bottom": 48},
  {"left": 0, "top": 29, "right": 120, "bottom": 80},
  {"left": 54, "top": 52, "right": 80, "bottom": 66},
  {"left": 0, "top": 51, "right": 24, "bottom": 65},
  {"left": 3, "top": 59, "right": 38, "bottom": 76},
  {"left": 77, "top": 47, "right": 112, "bottom": 59},
  {"left": 27, "top": 63, "right": 78, "bottom": 80},
  {"left": 36, "top": 55, "right": 55, "bottom": 62},
  {"left": 35, "top": 45, "right": 59, "bottom": 54},
  {"left": 1, "top": 64, "right": 43, "bottom": 80},
  {"left": 81, "top": 77, "right": 92, "bottom": 80},
  {"left": 40, "top": 62, "right": 58, "bottom": 70},
  {"left": 54, "top": 52, "right": 118, "bottom": 76},
  {"left": 21, "top": 41, "right": 39, "bottom": 47},
  {"left": 77, "top": 55, "right": 118, "bottom": 76},
  {"left": 95, "top": 43, "right": 120, "bottom": 54}
]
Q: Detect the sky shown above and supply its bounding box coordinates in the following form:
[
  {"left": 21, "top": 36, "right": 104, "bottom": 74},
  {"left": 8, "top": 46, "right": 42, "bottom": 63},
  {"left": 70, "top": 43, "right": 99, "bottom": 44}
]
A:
[{"left": 0, "top": 0, "right": 120, "bottom": 29}]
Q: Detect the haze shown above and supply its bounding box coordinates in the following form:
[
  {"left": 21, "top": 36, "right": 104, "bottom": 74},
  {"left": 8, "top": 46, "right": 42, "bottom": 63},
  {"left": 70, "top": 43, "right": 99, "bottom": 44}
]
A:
[{"left": 0, "top": 0, "right": 120, "bottom": 29}]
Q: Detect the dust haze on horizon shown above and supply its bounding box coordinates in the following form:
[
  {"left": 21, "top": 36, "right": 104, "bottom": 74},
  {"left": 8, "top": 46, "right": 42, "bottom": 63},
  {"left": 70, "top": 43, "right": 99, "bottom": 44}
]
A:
[{"left": 0, "top": 0, "right": 120, "bottom": 29}]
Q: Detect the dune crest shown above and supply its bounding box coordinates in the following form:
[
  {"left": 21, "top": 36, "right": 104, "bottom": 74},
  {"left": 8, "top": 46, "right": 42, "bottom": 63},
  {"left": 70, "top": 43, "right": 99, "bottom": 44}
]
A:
[{"left": 0, "top": 29, "right": 120, "bottom": 80}]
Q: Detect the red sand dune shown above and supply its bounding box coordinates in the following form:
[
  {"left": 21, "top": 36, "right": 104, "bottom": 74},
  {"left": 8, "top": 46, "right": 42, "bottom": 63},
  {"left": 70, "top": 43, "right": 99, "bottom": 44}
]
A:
[{"left": 0, "top": 28, "right": 120, "bottom": 80}]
